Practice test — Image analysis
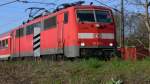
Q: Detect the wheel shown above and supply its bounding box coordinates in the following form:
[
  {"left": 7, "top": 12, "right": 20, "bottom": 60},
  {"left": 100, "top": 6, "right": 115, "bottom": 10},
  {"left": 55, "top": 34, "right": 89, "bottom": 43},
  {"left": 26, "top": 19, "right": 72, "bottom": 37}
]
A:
[{"left": 103, "top": 52, "right": 111, "bottom": 61}]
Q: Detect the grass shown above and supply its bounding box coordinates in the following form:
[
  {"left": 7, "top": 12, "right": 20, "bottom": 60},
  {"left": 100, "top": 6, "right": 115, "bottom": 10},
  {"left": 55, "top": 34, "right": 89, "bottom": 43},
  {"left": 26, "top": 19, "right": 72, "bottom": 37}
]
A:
[{"left": 0, "top": 58, "right": 150, "bottom": 84}]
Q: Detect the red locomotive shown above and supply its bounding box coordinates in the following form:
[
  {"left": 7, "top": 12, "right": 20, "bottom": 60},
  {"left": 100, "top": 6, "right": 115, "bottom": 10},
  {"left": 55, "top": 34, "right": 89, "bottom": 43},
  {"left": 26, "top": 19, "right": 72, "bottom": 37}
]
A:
[{"left": 0, "top": 1, "right": 117, "bottom": 60}]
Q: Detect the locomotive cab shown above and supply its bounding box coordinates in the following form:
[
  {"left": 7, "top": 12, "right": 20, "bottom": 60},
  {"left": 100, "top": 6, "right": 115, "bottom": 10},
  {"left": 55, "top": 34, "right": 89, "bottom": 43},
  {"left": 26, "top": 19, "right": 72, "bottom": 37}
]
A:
[{"left": 75, "top": 6, "right": 117, "bottom": 58}]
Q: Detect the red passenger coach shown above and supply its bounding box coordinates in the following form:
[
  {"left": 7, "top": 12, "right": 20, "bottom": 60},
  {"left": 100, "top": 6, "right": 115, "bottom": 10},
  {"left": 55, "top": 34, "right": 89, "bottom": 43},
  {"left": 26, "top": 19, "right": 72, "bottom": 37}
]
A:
[
  {"left": 0, "top": 2, "right": 117, "bottom": 60},
  {"left": 0, "top": 33, "right": 11, "bottom": 60}
]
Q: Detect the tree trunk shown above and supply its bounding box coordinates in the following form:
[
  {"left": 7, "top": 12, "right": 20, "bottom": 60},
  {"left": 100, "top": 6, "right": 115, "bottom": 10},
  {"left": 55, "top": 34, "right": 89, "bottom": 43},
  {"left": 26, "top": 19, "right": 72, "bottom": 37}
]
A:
[
  {"left": 145, "top": 22, "right": 150, "bottom": 56},
  {"left": 145, "top": 0, "right": 150, "bottom": 56},
  {"left": 149, "top": 33, "right": 150, "bottom": 56}
]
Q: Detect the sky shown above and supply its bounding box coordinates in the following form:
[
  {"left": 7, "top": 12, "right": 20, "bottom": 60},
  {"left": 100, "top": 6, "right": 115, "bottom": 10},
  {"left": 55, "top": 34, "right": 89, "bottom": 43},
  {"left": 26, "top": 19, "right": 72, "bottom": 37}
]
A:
[{"left": 0, "top": 0, "right": 133, "bottom": 34}]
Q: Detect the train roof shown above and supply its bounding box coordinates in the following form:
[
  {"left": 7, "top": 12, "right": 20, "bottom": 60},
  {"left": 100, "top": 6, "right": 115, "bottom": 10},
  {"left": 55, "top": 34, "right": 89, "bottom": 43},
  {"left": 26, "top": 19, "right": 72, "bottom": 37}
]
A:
[
  {"left": 0, "top": 32, "right": 11, "bottom": 39},
  {"left": 74, "top": 5, "right": 111, "bottom": 10}
]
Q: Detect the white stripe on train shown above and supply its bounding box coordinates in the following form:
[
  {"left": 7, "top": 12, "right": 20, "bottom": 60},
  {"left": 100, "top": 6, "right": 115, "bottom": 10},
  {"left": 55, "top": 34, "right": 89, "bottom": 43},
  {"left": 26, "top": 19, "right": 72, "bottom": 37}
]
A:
[{"left": 78, "top": 33, "right": 114, "bottom": 39}]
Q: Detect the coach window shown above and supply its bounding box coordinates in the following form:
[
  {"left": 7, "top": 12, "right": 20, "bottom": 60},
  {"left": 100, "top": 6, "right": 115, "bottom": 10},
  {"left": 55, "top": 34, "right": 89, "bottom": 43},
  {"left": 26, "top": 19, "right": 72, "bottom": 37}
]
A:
[
  {"left": 5, "top": 39, "right": 8, "bottom": 48},
  {"left": 16, "top": 28, "right": 24, "bottom": 37},
  {"left": 2, "top": 40, "right": 5, "bottom": 48},
  {"left": 16, "top": 29, "right": 20, "bottom": 37},
  {"left": 44, "top": 16, "right": 56, "bottom": 30},
  {"left": 33, "top": 22, "right": 42, "bottom": 28},
  {"left": 19, "top": 28, "right": 24, "bottom": 37},
  {"left": 26, "top": 22, "right": 41, "bottom": 35},
  {"left": 0, "top": 41, "right": 1, "bottom": 48},
  {"left": 26, "top": 25, "right": 34, "bottom": 35},
  {"left": 64, "top": 12, "right": 68, "bottom": 24}
]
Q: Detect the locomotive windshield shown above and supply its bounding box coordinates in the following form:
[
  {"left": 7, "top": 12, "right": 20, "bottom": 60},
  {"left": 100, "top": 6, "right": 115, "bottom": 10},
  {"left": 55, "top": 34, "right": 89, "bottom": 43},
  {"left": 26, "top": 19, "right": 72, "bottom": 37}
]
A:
[
  {"left": 77, "top": 10, "right": 95, "bottom": 22},
  {"left": 77, "top": 10, "right": 112, "bottom": 23}
]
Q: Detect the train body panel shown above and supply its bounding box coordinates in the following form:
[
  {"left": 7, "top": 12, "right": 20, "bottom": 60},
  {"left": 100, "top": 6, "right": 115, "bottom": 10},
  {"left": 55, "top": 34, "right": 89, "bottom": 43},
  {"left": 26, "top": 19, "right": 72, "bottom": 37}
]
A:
[{"left": 40, "top": 28, "right": 58, "bottom": 55}]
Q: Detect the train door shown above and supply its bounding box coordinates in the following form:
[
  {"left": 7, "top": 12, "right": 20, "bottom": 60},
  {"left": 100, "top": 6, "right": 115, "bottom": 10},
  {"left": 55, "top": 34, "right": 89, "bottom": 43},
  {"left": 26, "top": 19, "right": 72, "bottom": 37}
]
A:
[
  {"left": 57, "top": 12, "right": 69, "bottom": 54},
  {"left": 57, "top": 13, "right": 65, "bottom": 54},
  {"left": 33, "top": 27, "right": 41, "bottom": 57},
  {"left": 8, "top": 36, "right": 12, "bottom": 58},
  {"left": 11, "top": 31, "right": 15, "bottom": 57},
  {"left": 15, "top": 29, "right": 22, "bottom": 57},
  {"left": 14, "top": 28, "right": 25, "bottom": 58}
]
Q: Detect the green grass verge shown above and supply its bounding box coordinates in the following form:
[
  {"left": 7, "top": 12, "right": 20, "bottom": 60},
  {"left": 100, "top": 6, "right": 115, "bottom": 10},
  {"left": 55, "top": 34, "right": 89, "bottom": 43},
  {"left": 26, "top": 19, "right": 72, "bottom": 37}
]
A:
[{"left": 0, "top": 58, "right": 150, "bottom": 84}]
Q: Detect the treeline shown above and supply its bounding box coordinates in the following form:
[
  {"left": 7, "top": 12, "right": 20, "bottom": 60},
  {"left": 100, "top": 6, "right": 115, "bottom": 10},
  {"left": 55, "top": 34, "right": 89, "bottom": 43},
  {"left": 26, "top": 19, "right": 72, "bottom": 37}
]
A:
[
  {"left": 114, "top": 12, "right": 149, "bottom": 48},
  {"left": 113, "top": 0, "right": 149, "bottom": 50}
]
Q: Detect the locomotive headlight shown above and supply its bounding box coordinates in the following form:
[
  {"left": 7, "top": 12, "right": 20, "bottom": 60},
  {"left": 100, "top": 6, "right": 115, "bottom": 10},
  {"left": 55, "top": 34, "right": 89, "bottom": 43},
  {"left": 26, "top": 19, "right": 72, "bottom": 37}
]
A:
[
  {"left": 109, "top": 43, "right": 113, "bottom": 46},
  {"left": 95, "top": 24, "right": 100, "bottom": 28},
  {"left": 81, "top": 42, "right": 85, "bottom": 46}
]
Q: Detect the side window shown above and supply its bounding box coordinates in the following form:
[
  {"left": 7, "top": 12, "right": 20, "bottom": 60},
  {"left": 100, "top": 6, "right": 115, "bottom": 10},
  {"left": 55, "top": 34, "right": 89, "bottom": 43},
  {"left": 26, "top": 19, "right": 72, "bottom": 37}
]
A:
[
  {"left": 26, "top": 25, "right": 34, "bottom": 35},
  {"left": 0, "top": 39, "right": 8, "bottom": 49},
  {"left": 64, "top": 12, "right": 68, "bottom": 24},
  {"left": 26, "top": 22, "right": 41, "bottom": 35},
  {"left": 0, "top": 41, "right": 1, "bottom": 48},
  {"left": 16, "top": 28, "right": 24, "bottom": 37},
  {"left": 19, "top": 28, "right": 24, "bottom": 37},
  {"left": 44, "top": 16, "right": 57, "bottom": 30},
  {"left": 2, "top": 40, "right": 5, "bottom": 48},
  {"left": 5, "top": 39, "right": 8, "bottom": 48},
  {"left": 16, "top": 29, "right": 20, "bottom": 37},
  {"left": 34, "top": 22, "right": 42, "bottom": 28}
]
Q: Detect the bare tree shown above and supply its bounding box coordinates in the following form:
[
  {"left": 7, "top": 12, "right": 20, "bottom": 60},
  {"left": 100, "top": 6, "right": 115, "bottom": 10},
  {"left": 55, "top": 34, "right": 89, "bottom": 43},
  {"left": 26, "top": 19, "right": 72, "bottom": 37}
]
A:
[
  {"left": 113, "top": 11, "right": 122, "bottom": 47},
  {"left": 145, "top": 0, "right": 150, "bottom": 56},
  {"left": 126, "top": 0, "right": 150, "bottom": 56},
  {"left": 127, "top": 14, "right": 149, "bottom": 47}
]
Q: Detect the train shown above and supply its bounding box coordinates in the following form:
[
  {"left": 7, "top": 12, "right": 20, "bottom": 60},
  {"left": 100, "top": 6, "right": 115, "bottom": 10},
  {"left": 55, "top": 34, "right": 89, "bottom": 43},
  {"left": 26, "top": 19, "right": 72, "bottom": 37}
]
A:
[{"left": 0, "top": 1, "right": 117, "bottom": 60}]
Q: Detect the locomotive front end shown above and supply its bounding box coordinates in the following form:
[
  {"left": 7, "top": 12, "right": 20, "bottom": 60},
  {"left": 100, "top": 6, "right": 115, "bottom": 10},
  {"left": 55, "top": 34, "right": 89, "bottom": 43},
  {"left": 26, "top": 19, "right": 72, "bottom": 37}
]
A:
[{"left": 76, "top": 6, "right": 117, "bottom": 58}]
